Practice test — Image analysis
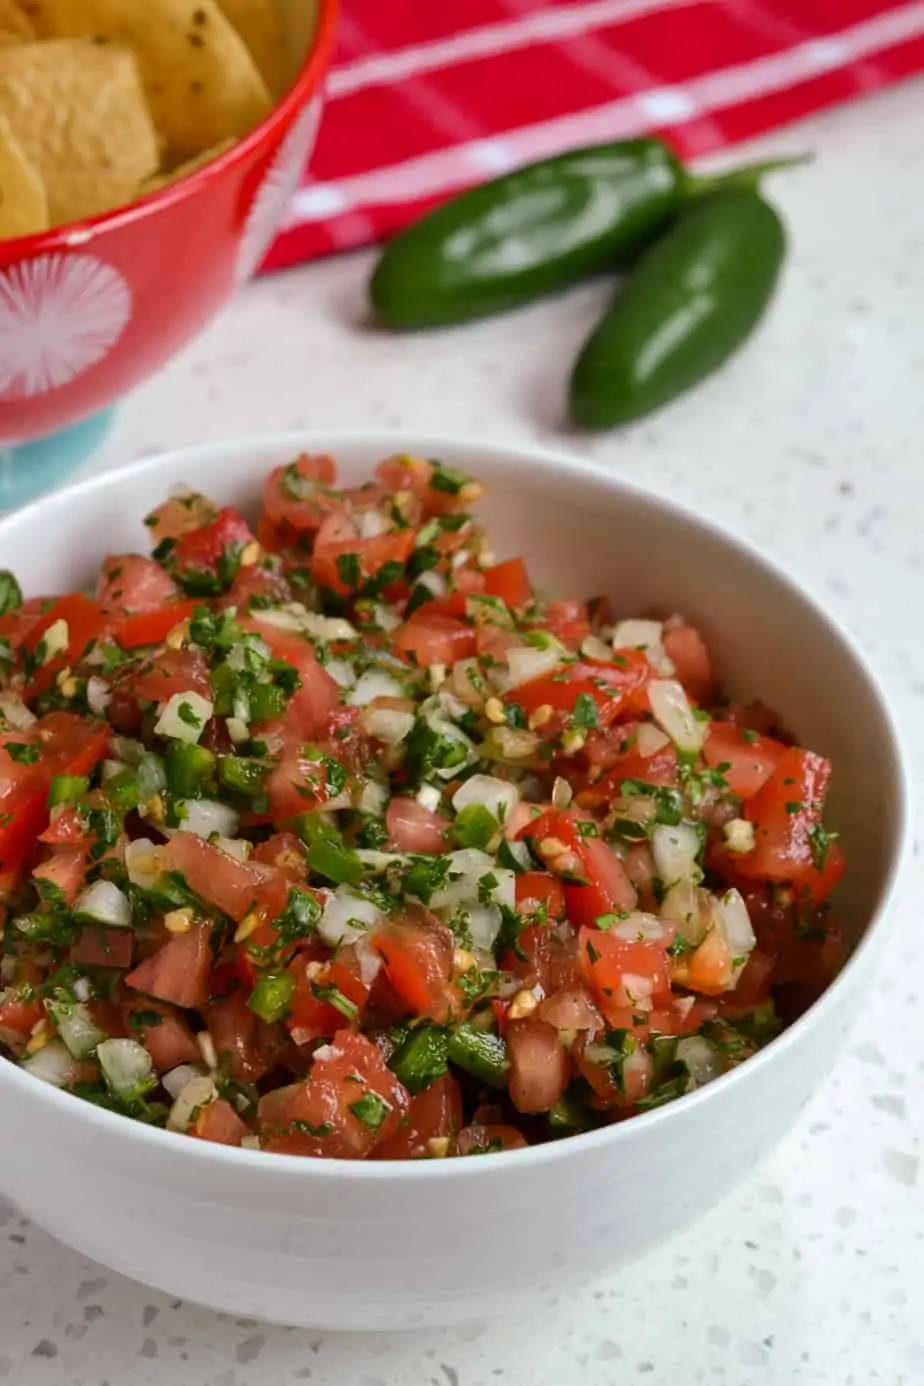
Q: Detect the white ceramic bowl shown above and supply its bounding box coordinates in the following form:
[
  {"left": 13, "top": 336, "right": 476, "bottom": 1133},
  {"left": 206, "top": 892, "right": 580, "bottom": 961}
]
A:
[{"left": 0, "top": 432, "right": 909, "bottom": 1330}]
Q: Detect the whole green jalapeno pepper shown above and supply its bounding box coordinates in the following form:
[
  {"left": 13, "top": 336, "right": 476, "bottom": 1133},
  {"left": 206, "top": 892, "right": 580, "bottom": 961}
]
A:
[
  {"left": 569, "top": 188, "right": 786, "bottom": 430},
  {"left": 369, "top": 139, "right": 796, "bottom": 331}
]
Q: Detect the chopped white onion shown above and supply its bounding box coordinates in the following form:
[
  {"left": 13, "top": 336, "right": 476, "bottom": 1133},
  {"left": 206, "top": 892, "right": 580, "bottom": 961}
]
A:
[
  {"left": 110, "top": 735, "right": 145, "bottom": 766},
  {"left": 318, "top": 886, "right": 385, "bottom": 947},
  {"left": 359, "top": 780, "right": 389, "bottom": 816},
  {"left": 40, "top": 618, "right": 69, "bottom": 663},
  {"left": 371, "top": 603, "right": 401, "bottom": 632},
  {"left": 100, "top": 758, "right": 127, "bottom": 782},
  {"left": 227, "top": 635, "right": 271, "bottom": 671},
  {"left": 355, "top": 937, "right": 383, "bottom": 987},
  {"left": 21, "top": 1040, "right": 82, "bottom": 1088},
  {"left": 608, "top": 912, "right": 674, "bottom": 944},
  {"left": 74, "top": 880, "right": 131, "bottom": 929},
  {"left": 349, "top": 669, "right": 405, "bottom": 707},
  {"left": 612, "top": 619, "right": 675, "bottom": 677},
  {"left": 358, "top": 508, "right": 388, "bottom": 539},
  {"left": 50, "top": 1001, "right": 107, "bottom": 1060},
  {"left": 72, "top": 976, "right": 92, "bottom": 1003},
  {"left": 226, "top": 716, "right": 250, "bottom": 745},
  {"left": 97, "top": 1038, "right": 153, "bottom": 1096},
  {"left": 660, "top": 880, "right": 712, "bottom": 945},
  {"left": 715, "top": 888, "right": 757, "bottom": 957},
  {"left": 162, "top": 1062, "right": 207, "bottom": 1101},
  {"left": 248, "top": 607, "right": 302, "bottom": 633},
  {"left": 167, "top": 1074, "right": 217, "bottom": 1132},
  {"left": 430, "top": 849, "right": 515, "bottom": 913},
  {"left": 465, "top": 904, "right": 502, "bottom": 952},
  {"left": 0, "top": 692, "right": 36, "bottom": 730},
  {"left": 676, "top": 1035, "right": 723, "bottom": 1088},
  {"left": 361, "top": 705, "right": 415, "bottom": 746},
  {"left": 255, "top": 605, "right": 358, "bottom": 643},
  {"left": 416, "top": 569, "right": 447, "bottom": 598},
  {"left": 648, "top": 679, "right": 706, "bottom": 756},
  {"left": 86, "top": 676, "right": 112, "bottom": 716},
  {"left": 635, "top": 722, "right": 671, "bottom": 757},
  {"left": 354, "top": 849, "right": 406, "bottom": 872},
  {"left": 215, "top": 835, "right": 252, "bottom": 862},
  {"left": 505, "top": 645, "right": 561, "bottom": 688},
  {"left": 451, "top": 774, "right": 520, "bottom": 823},
  {"left": 416, "top": 784, "right": 442, "bottom": 813},
  {"left": 325, "top": 658, "right": 356, "bottom": 689},
  {"left": 651, "top": 822, "right": 702, "bottom": 887},
  {"left": 154, "top": 691, "right": 213, "bottom": 744},
  {"left": 723, "top": 818, "right": 756, "bottom": 855},
  {"left": 126, "top": 838, "right": 162, "bottom": 889},
  {"left": 174, "top": 798, "right": 240, "bottom": 841}
]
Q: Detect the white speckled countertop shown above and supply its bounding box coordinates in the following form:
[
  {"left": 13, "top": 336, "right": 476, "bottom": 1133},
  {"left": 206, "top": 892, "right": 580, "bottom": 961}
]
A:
[{"left": 2, "top": 78, "right": 923, "bottom": 1386}]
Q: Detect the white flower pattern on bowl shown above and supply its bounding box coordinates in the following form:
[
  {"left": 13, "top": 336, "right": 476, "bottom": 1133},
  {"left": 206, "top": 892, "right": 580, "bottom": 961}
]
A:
[{"left": 0, "top": 254, "right": 132, "bottom": 402}]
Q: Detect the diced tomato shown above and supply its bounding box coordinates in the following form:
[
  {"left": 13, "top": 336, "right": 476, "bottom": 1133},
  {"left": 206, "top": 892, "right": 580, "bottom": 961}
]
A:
[
  {"left": 792, "top": 840, "right": 847, "bottom": 907},
  {"left": 520, "top": 810, "right": 637, "bottom": 926},
  {"left": 377, "top": 1074, "right": 463, "bottom": 1159},
  {"left": 622, "top": 843, "right": 658, "bottom": 913},
  {"left": 737, "top": 748, "right": 832, "bottom": 882},
  {"left": 515, "top": 871, "right": 566, "bottom": 920},
  {"left": 531, "top": 598, "right": 590, "bottom": 651},
  {"left": 206, "top": 989, "right": 282, "bottom": 1082},
  {"left": 262, "top": 1031, "right": 410, "bottom": 1158},
  {"left": 32, "top": 847, "right": 87, "bottom": 905},
  {"left": 0, "top": 714, "right": 109, "bottom": 873},
  {"left": 703, "top": 722, "right": 788, "bottom": 801},
  {"left": 250, "top": 832, "right": 308, "bottom": 881},
  {"left": 506, "top": 1016, "right": 571, "bottom": 1114},
  {"left": 311, "top": 530, "right": 415, "bottom": 598},
  {"left": 662, "top": 625, "right": 714, "bottom": 703},
  {"left": 123, "top": 999, "right": 201, "bottom": 1072},
  {"left": 38, "top": 806, "right": 91, "bottom": 847},
  {"left": 160, "top": 832, "right": 289, "bottom": 925},
  {"left": 168, "top": 507, "right": 256, "bottom": 590},
  {"left": 578, "top": 925, "right": 672, "bottom": 1025},
  {"left": 263, "top": 453, "right": 337, "bottom": 532},
  {"left": 194, "top": 1099, "right": 249, "bottom": 1147},
  {"left": 145, "top": 492, "right": 217, "bottom": 542},
  {"left": 125, "top": 646, "right": 212, "bottom": 704},
  {"left": 573, "top": 1030, "right": 654, "bottom": 1110},
  {"left": 96, "top": 554, "right": 180, "bottom": 615},
  {"left": 717, "top": 948, "right": 777, "bottom": 1012},
  {"left": 386, "top": 796, "right": 449, "bottom": 854},
  {"left": 581, "top": 724, "right": 680, "bottom": 793},
  {"left": 373, "top": 912, "right": 454, "bottom": 1022},
  {"left": 500, "top": 920, "right": 580, "bottom": 994},
  {"left": 243, "top": 618, "right": 341, "bottom": 739},
  {"left": 536, "top": 984, "right": 603, "bottom": 1032},
  {"left": 125, "top": 922, "right": 213, "bottom": 1010},
  {"left": 111, "top": 600, "right": 199, "bottom": 650},
  {"left": 456, "top": 1124, "right": 527, "bottom": 1155},
  {"left": 374, "top": 455, "right": 480, "bottom": 519},
  {"left": 70, "top": 927, "right": 134, "bottom": 969},
  {"left": 23, "top": 594, "right": 106, "bottom": 695},
  {"left": 482, "top": 558, "right": 532, "bottom": 608},
  {"left": 287, "top": 953, "right": 370, "bottom": 1045},
  {"left": 0, "top": 991, "right": 45, "bottom": 1038},
  {"left": 393, "top": 613, "right": 476, "bottom": 667},
  {"left": 265, "top": 745, "right": 339, "bottom": 821},
  {"left": 508, "top": 651, "right": 650, "bottom": 730}
]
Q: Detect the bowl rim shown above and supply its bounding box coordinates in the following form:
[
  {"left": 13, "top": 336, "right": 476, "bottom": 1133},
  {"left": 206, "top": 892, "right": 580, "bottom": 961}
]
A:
[
  {"left": 0, "top": 0, "right": 341, "bottom": 260},
  {"left": 0, "top": 427, "right": 912, "bottom": 1183}
]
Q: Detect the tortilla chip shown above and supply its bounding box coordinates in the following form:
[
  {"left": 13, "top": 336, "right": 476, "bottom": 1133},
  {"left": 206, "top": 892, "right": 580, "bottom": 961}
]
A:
[
  {"left": 0, "top": 39, "right": 160, "bottom": 226},
  {"left": 137, "top": 137, "right": 235, "bottom": 196},
  {"left": 0, "top": 0, "right": 34, "bottom": 39},
  {"left": 0, "top": 114, "right": 48, "bottom": 238},
  {"left": 218, "top": 0, "right": 286, "bottom": 96},
  {"left": 25, "top": 0, "right": 273, "bottom": 161}
]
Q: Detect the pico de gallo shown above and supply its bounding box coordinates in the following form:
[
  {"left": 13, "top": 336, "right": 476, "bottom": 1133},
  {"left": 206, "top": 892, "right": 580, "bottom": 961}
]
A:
[{"left": 0, "top": 454, "right": 846, "bottom": 1160}]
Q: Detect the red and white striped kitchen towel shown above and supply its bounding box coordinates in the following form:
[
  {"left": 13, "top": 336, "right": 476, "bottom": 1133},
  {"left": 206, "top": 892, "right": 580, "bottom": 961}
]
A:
[{"left": 263, "top": 0, "right": 924, "bottom": 272}]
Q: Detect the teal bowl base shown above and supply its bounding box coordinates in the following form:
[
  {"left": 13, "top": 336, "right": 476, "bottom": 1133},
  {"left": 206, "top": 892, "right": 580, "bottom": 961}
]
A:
[{"left": 0, "top": 408, "right": 117, "bottom": 511}]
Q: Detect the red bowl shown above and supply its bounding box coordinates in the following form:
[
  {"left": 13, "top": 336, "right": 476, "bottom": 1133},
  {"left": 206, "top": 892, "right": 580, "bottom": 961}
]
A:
[{"left": 0, "top": 0, "right": 339, "bottom": 448}]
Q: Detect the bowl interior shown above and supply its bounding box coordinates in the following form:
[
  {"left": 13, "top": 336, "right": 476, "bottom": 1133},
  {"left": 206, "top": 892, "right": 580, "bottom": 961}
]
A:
[{"left": 0, "top": 432, "right": 903, "bottom": 954}]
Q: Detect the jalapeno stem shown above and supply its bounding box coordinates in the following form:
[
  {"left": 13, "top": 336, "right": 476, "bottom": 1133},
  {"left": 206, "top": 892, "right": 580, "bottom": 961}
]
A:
[{"left": 686, "top": 152, "right": 812, "bottom": 198}]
